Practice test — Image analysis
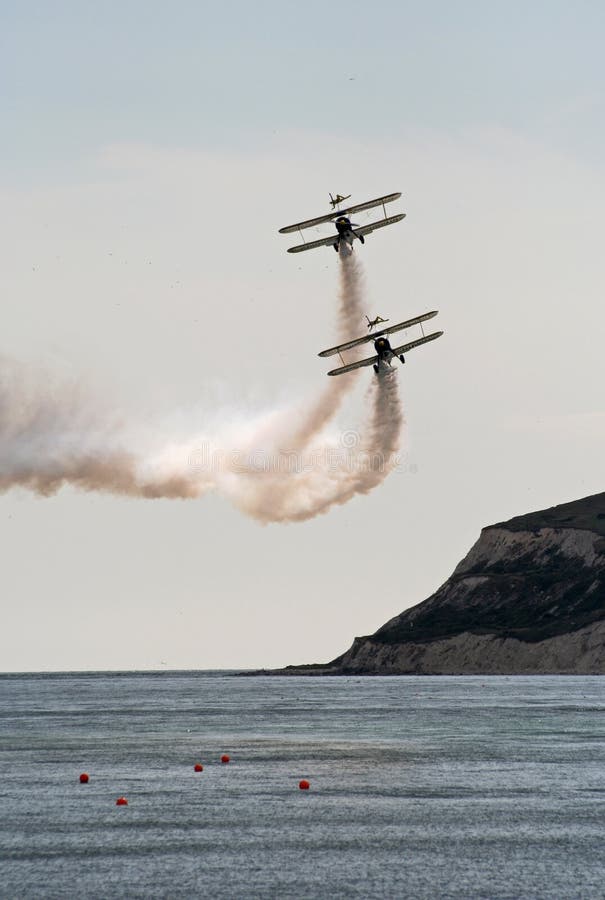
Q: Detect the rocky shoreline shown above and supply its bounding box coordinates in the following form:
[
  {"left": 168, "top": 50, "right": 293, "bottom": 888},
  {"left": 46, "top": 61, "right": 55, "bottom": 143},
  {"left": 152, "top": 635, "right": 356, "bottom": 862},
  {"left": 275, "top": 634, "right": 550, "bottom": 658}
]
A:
[{"left": 277, "top": 492, "right": 605, "bottom": 675}]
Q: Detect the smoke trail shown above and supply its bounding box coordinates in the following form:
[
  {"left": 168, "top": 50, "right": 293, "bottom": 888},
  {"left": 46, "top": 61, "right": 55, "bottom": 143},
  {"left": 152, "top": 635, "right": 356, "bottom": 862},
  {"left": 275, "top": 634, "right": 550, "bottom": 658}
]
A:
[
  {"left": 227, "top": 368, "right": 404, "bottom": 523},
  {"left": 266, "top": 250, "right": 365, "bottom": 452},
  {"left": 0, "top": 251, "right": 406, "bottom": 519},
  {"left": 0, "top": 357, "right": 202, "bottom": 499}
]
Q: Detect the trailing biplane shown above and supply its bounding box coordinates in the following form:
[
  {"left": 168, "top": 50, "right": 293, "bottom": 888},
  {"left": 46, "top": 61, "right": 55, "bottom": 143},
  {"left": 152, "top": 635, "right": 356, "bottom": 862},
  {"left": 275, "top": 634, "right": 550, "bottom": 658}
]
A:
[
  {"left": 318, "top": 311, "right": 443, "bottom": 376},
  {"left": 329, "top": 192, "right": 351, "bottom": 209},
  {"left": 366, "top": 315, "right": 389, "bottom": 331},
  {"left": 279, "top": 192, "right": 405, "bottom": 254}
]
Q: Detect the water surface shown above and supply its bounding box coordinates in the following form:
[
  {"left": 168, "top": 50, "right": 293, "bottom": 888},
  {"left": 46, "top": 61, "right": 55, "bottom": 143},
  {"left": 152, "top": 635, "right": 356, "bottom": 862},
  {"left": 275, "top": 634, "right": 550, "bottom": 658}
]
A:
[{"left": 1, "top": 673, "right": 604, "bottom": 898}]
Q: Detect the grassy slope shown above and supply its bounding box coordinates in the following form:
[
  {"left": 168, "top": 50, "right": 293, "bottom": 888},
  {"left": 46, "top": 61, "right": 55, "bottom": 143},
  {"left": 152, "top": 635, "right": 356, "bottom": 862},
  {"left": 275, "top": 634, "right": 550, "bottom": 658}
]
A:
[
  {"left": 369, "top": 491, "right": 605, "bottom": 646},
  {"left": 488, "top": 491, "right": 605, "bottom": 537}
]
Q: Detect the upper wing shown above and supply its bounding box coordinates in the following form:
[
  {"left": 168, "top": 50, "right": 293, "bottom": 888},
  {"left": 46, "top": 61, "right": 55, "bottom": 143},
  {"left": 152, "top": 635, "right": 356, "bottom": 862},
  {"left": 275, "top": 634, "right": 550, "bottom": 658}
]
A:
[
  {"left": 340, "top": 192, "right": 401, "bottom": 216},
  {"left": 355, "top": 213, "right": 406, "bottom": 236},
  {"left": 287, "top": 234, "right": 338, "bottom": 254},
  {"left": 327, "top": 354, "right": 379, "bottom": 376},
  {"left": 279, "top": 192, "right": 402, "bottom": 234},
  {"left": 392, "top": 331, "right": 444, "bottom": 356},
  {"left": 279, "top": 213, "right": 338, "bottom": 234},
  {"left": 370, "top": 310, "right": 438, "bottom": 340},
  {"left": 318, "top": 333, "right": 374, "bottom": 357},
  {"left": 318, "top": 310, "right": 439, "bottom": 358}
]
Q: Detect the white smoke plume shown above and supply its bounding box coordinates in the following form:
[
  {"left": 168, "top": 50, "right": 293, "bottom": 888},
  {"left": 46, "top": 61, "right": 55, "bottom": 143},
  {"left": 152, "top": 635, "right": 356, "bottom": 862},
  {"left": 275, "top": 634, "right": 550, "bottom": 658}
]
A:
[
  {"left": 0, "top": 253, "right": 405, "bottom": 521},
  {"left": 250, "top": 250, "right": 366, "bottom": 454},
  {"left": 224, "top": 367, "right": 404, "bottom": 523},
  {"left": 0, "top": 358, "right": 199, "bottom": 499}
]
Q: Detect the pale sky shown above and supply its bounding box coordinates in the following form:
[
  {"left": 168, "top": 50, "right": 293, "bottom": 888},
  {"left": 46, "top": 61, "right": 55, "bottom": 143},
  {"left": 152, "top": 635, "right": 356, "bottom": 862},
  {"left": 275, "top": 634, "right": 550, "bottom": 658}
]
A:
[{"left": 2, "top": 1, "right": 604, "bottom": 671}]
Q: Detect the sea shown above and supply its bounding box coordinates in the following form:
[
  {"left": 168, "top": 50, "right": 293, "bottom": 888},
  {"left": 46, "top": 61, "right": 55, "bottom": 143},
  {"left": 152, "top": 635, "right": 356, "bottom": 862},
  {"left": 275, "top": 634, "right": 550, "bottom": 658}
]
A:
[{"left": 1, "top": 673, "right": 605, "bottom": 900}]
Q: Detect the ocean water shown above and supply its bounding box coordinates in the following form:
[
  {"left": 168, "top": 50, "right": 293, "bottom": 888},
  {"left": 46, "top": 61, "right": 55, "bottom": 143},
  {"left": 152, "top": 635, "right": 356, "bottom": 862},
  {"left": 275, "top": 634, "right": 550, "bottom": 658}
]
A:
[{"left": 1, "top": 673, "right": 605, "bottom": 900}]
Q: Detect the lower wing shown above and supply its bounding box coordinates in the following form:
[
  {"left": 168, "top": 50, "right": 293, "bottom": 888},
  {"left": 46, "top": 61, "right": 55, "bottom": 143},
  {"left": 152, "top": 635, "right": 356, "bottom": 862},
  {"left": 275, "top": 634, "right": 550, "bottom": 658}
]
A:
[
  {"left": 328, "top": 331, "right": 443, "bottom": 376},
  {"left": 287, "top": 234, "right": 338, "bottom": 254},
  {"left": 287, "top": 213, "right": 405, "bottom": 252},
  {"left": 327, "top": 355, "right": 379, "bottom": 376},
  {"left": 392, "top": 331, "right": 444, "bottom": 355},
  {"left": 355, "top": 213, "right": 406, "bottom": 237}
]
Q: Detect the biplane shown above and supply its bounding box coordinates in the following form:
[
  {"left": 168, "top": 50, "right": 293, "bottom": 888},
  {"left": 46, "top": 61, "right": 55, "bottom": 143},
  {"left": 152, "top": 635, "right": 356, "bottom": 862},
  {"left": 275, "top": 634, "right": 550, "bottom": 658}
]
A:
[
  {"left": 329, "top": 192, "right": 351, "bottom": 209},
  {"left": 318, "top": 311, "right": 443, "bottom": 376},
  {"left": 279, "top": 192, "right": 405, "bottom": 254},
  {"left": 366, "top": 315, "right": 389, "bottom": 331}
]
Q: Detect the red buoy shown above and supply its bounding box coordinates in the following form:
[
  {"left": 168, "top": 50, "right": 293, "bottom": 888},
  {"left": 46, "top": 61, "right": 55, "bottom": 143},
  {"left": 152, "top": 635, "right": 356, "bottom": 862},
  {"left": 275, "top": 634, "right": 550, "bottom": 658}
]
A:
[
  {"left": 79, "top": 773, "right": 89, "bottom": 784},
  {"left": 115, "top": 796, "right": 128, "bottom": 806},
  {"left": 299, "top": 779, "right": 310, "bottom": 790},
  {"left": 194, "top": 763, "right": 204, "bottom": 772},
  {"left": 221, "top": 754, "right": 230, "bottom": 764}
]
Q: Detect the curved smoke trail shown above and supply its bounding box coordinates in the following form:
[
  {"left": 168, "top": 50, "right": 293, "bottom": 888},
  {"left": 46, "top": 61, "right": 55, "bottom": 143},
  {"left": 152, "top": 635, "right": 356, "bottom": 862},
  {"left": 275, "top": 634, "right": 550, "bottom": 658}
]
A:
[
  {"left": 227, "top": 368, "right": 404, "bottom": 523},
  {"left": 0, "top": 358, "right": 201, "bottom": 499},
  {"left": 257, "top": 251, "right": 365, "bottom": 453},
  {"left": 0, "top": 252, "right": 405, "bottom": 519}
]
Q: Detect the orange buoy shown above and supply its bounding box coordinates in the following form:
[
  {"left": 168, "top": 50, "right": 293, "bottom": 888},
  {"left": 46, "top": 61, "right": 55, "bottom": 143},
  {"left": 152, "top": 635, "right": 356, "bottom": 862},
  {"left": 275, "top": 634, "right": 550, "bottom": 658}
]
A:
[
  {"left": 79, "top": 773, "right": 89, "bottom": 784},
  {"left": 220, "top": 754, "right": 230, "bottom": 764},
  {"left": 299, "top": 779, "right": 310, "bottom": 790},
  {"left": 194, "top": 763, "right": 204, "bottom": 772},
  {"left": 115, "top": 796, "right": 128, "bottom": 806}
]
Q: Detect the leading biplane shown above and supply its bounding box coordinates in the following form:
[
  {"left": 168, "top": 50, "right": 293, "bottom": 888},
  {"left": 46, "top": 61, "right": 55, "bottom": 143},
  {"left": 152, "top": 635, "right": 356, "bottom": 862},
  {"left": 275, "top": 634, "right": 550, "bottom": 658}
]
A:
[
  {"left": 318, "top": 311, "right": 443, "bottom": 376},
  {"left": 279, "top": 192, "right": 405, "bottom": 254}
]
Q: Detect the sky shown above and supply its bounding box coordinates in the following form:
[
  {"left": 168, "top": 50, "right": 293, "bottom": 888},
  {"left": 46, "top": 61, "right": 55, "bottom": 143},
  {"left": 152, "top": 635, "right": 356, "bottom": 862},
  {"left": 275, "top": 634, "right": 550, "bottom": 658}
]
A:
[{"left": 1, "top": 1, "right": 605, "bottom": 671}]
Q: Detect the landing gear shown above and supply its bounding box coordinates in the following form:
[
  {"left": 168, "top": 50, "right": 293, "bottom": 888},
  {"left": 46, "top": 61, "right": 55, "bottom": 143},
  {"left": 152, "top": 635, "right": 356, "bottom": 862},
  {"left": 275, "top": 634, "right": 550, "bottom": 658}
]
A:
[
  {"left": 333, "top": 243, "right": 339, "bottom": 253},
  {"left": 358, "top": 234, "right": 365, "bottom": 244},
  {"left": 373, "top": 364, "right": 379, "bottom": 374},
  {"left": 399, "top": 355, "right": 406, "bottom": 364}
]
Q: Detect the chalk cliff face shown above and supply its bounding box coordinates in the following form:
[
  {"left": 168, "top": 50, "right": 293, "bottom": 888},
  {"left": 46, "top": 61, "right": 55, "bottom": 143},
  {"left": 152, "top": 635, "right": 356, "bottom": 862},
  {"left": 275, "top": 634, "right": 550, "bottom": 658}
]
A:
[{"left": 319, "top": 492, "right": 605, "bottom": 674}]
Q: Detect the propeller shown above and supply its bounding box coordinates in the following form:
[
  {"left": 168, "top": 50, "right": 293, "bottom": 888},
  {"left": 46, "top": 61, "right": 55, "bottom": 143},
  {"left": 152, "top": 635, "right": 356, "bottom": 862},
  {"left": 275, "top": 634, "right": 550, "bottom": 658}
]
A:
[{"left": 335, "top": 216, "right": 359, "bottom": 226}]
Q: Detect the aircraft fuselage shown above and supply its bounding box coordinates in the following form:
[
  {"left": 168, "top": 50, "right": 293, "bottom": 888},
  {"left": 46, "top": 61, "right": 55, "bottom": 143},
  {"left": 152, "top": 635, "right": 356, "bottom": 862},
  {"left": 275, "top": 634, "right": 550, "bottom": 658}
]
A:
[
  {"left": 333, "top": 216, "right": 364, "bottom": 252},
  {"left": 373, "top": 336, "right": 405, "bottom": 373},
  {"left": 374, "top": 336, "right": 394, "bottom": 362}
]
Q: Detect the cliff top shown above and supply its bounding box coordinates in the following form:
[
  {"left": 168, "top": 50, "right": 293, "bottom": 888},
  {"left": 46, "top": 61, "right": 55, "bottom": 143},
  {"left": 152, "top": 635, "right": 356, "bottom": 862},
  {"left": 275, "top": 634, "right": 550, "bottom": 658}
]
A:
[
  {"left": 367, "top": 490, "right": 605, "bottom": 648},
  {"left": 487, "top": 491, "right": 605, "bottom": 538}
]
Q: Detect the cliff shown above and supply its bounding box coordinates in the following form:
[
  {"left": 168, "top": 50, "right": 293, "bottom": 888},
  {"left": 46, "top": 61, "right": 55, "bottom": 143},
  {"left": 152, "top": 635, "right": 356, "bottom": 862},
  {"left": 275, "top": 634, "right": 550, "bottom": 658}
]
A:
[{"left": 295, "top": 492, "right": 605, "bottom": 675}]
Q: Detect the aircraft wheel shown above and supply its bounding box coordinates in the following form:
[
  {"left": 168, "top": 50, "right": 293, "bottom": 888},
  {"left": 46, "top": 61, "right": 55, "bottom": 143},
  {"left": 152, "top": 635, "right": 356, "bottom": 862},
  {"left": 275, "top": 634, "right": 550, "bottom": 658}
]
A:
[
  {"left": 399, "top": 355, "right": 406, "bottom": 364},
  {"left": 373, "top": 364, "right": 379, "bottom": 374},
  {"left": 359, "top": 235, "right": 365, "bottom": 244}
]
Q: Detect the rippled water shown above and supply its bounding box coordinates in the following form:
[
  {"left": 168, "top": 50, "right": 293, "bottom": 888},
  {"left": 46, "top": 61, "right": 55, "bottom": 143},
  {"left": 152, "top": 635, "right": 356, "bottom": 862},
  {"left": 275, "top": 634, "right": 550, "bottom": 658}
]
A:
[{"left": 1, "top": 673, "right": 605, "bottom": 899}]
